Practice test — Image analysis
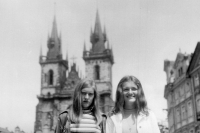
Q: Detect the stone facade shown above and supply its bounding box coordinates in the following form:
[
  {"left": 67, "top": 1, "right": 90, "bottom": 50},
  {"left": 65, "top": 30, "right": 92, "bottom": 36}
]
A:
[{"left": 164, "top": 42, "right": 200, "bottom": 133}]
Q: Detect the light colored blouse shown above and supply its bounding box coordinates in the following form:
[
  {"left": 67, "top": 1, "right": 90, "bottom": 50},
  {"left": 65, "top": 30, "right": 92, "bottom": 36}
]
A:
[
  {"left": 107, "top": 110, "right": 160, "bottom": 133},
  {"left": 122, "top": 109, "right": 137, "bottom": 133}
]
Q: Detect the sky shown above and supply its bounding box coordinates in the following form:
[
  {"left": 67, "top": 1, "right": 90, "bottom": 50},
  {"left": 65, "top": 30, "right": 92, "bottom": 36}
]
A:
[{"left": 1, "top": 0, "right": 200, "bottom": 132}]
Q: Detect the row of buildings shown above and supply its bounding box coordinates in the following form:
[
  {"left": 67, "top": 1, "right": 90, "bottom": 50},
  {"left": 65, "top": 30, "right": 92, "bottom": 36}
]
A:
[
  {"left": 164, "top": 43, "right": 200, "bottom": 133},
  {"left": 0, "top": 127, "right": 25, "bottom": 133}
]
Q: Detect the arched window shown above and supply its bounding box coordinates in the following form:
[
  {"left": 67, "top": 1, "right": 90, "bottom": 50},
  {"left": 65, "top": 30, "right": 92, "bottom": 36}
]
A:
[
  {"left": 49, "top": 70, "right": 53, "bottom": 85},
  {"left": 95, "top": 65, "right": 100, "bottom": 80}
]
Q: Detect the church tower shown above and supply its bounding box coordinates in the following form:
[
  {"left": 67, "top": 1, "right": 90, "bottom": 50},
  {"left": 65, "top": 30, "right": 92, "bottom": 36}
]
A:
[
  {"left": 83, "top": 10, "right": 114, "bottom": 113},
  {"left": 34, "top": 16, "right": 72, "bottom": 133}
]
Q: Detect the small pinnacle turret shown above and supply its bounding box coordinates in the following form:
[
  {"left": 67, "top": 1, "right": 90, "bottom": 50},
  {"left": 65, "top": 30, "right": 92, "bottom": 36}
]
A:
[
  {"left": 66, "top": 50, "right": 68, "bottom": 62},
  {"left": 84, "top": 41, "right": 86, "bottom": 51}
]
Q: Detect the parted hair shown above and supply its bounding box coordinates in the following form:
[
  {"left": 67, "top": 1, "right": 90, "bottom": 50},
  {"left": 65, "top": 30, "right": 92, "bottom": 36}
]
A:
[
  {"left": 113, "top": 75, "right": 149, "bottom": 116},
  {"left": 69, "top": 79, "right": 102, "bottom": 124}
]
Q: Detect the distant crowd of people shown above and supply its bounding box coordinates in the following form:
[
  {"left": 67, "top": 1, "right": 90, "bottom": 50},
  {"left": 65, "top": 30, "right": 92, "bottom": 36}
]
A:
[{"left": 55, "top": 75, "right": 160, "bottom": 133}]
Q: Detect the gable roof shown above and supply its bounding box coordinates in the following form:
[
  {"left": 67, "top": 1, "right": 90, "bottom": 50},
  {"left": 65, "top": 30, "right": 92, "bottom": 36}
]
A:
[
  {"left": 187, "top": 42, "right": 200, "bottom": 74},
  {"left": 174, "top": 52, "right": 185, "bottom": 69}
]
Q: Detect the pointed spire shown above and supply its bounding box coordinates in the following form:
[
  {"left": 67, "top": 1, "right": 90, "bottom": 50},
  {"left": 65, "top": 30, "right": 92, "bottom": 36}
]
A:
[
  {"left": 39, "top": 44, "right": 43, "bottom": 62},
  {"left": 66, "top": 50, "right": 68, "bottom": 61},
  {"left": 94, "top": 10, "right": 103, "bottom": 37},
  {"left": 84, "top": 41, "right": 86, "bottom": 51},
  {"left": 60, "top": 32, "right": 62, "bottom": 55},
  {"left": 51, "top": 15, "right": 58, "bottom": 39},
  {"left": 40, "top": 44, "right": 43, "bottom": 56},
  {"left": 107, "top": 38, "right": 110, "bottom": 49},
  {"left": 103, "top": 25, "right": 107, "bottom": 42},
  {"left": 69, "top": 62, "right": 71, "bottom": 72},
  {"left": 47, "top": 15, "right": 62, "bottom": 60},
  {"left": 89, "top": 10, "right": 106, "bottom": 53},
  {"left": 103, "top": 25, "right": 107, "bottom": 36},
  {"left": 59, "top": 31, "right": 62, "bottom": 42},
  {"left": 110, "top": 44, "right": 112, "bottom": 53}
]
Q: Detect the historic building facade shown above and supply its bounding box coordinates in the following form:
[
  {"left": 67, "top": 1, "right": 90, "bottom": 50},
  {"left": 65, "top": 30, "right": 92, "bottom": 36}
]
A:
[
  {"left": 34, "top": 11, "right": 114, "bottom": 133},
  {"left": 164, "top": 43, "right": 200, "bottom": 133}
]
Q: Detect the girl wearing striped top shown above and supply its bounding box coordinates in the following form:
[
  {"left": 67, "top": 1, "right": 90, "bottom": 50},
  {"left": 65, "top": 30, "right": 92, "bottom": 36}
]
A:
[{"left": 55, "top": 79, "right": 106, "bottom": 133}]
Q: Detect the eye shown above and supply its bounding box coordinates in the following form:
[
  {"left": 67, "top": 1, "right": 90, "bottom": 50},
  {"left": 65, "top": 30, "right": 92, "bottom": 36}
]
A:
[
  {"left": 89, "top": 93, "right": 94, "bottom": 96},
  {"left": 123, "top": 88, "right": 129, "bottom": 92},
  {"left": 82, "top": 92, "right": 86, "bottom": 95},
  {"left": 131, "top": 87, "right": 138, "bottom": 91}
]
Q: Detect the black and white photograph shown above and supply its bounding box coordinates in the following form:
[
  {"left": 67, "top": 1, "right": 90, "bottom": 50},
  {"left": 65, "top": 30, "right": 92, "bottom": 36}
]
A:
[{"left": 1, "top": 0, "right": 200, "bottom": 133}]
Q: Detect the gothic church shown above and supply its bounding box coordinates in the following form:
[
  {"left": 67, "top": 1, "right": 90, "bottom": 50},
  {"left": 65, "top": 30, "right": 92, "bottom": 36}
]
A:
[{"left": 34, "top": 11, "right": 114, "bottom": 133}]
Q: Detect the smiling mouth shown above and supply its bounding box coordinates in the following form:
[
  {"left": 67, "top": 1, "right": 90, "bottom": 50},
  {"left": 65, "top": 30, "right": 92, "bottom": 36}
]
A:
[{"left": 127, "top": 95, "right": 135, "bottom": 98}]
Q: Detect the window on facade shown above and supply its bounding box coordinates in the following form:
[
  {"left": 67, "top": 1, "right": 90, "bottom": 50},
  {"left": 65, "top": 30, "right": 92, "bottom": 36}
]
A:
[
  {"left": 169, "top": 111, "right": 174, "bottom": 127},
  {"left": 94, "top": 65, "right": 100, "bottom": 80},
  {"left": 168, "top": 94, "right": 172, "bottom": 108},
  {"left": 180, "top": 86, "right": 184, "bottom": 96},
  {"left": 176, "top": 108, "right": 180, "bottom": 123},
  {"left": 45, "top": 74, "right": 48, "bottom": 83},
  {"left": 175, "top": 89, "right": 179, "bottom": 100},
  {"left": 185, "top": 82, "right": 190, "bottom": 92},
  {"left": 178, "top": 67, "right": 183, "bottom": 77},
  {"left": 194, "top": 74, "right": 199, "bottom": 87},
  {"left": 197, "top": 99, "right": 200, "bottom": 112},
  {"left": 188, "top": 101, "right": 193, "bottom": 117},
  {"left": 49, "top": 70, "right": 54, "bottom": 85},
  {"left": 181, "top": 105, "right": 186, "bottom": 120}
]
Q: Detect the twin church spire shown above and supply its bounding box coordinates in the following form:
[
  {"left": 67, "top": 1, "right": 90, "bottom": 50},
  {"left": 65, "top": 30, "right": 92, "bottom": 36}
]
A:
[{"left": 40, "top": 10, "right": 113, "bottom": 63}]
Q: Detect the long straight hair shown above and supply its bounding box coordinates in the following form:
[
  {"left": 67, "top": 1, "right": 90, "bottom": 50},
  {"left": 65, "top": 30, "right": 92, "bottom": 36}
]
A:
[
  {"left": 113, "top": 75, "right": 149, "bottom": 116},
  {"left": 69, "top": 79, "right": 102, "bottom": 124}
]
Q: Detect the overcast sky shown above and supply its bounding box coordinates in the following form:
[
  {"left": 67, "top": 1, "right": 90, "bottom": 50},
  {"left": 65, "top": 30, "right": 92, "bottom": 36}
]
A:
[{"left": 1, "top": 0, "right": 200, "bottom": 132}]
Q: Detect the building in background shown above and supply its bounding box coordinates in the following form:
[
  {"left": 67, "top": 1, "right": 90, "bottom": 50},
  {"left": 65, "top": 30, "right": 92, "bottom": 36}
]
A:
[
  {"left": 0, "top": 127, "right": 10, "bottom": 133},
  {"left": 164, "top": 42, "right": 200, "bottom": 133},
  {"left": 0, "top": 126, "right": 26, "bottom": 133},
  {"left": 34, "top": 11, "right": 114, "bottom": 133}
]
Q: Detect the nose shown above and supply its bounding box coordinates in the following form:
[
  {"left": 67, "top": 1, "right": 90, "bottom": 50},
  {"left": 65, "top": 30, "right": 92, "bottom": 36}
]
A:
[
  {"left": 128, "top": 88, "right": 133, "bottom": 94},
  {"left": 85, "top": 94, "right": 89, "bottom": 99}
]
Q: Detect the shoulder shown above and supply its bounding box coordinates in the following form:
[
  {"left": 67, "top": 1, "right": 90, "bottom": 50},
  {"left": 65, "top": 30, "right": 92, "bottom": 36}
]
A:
[
  {"left": 58, "top": 110, "right": 69, "bottom": 124},
  {"left": 147, "top": 109, "right": 156, "bottom": 117},
  {"left": 59, "top": 110, "right": 68, "bottom": 117},
  {"left": 145, "top": 109, "right": 158, "bottom": 121}
]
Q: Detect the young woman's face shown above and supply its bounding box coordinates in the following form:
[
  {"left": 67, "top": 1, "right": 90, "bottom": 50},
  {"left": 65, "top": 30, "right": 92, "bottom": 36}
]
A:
[
  {"left": 122, "top": 81, "right": 138, "bottom": 104},
  {"left": 81, "top": 87, "right": 94, "bottom": 109}
]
